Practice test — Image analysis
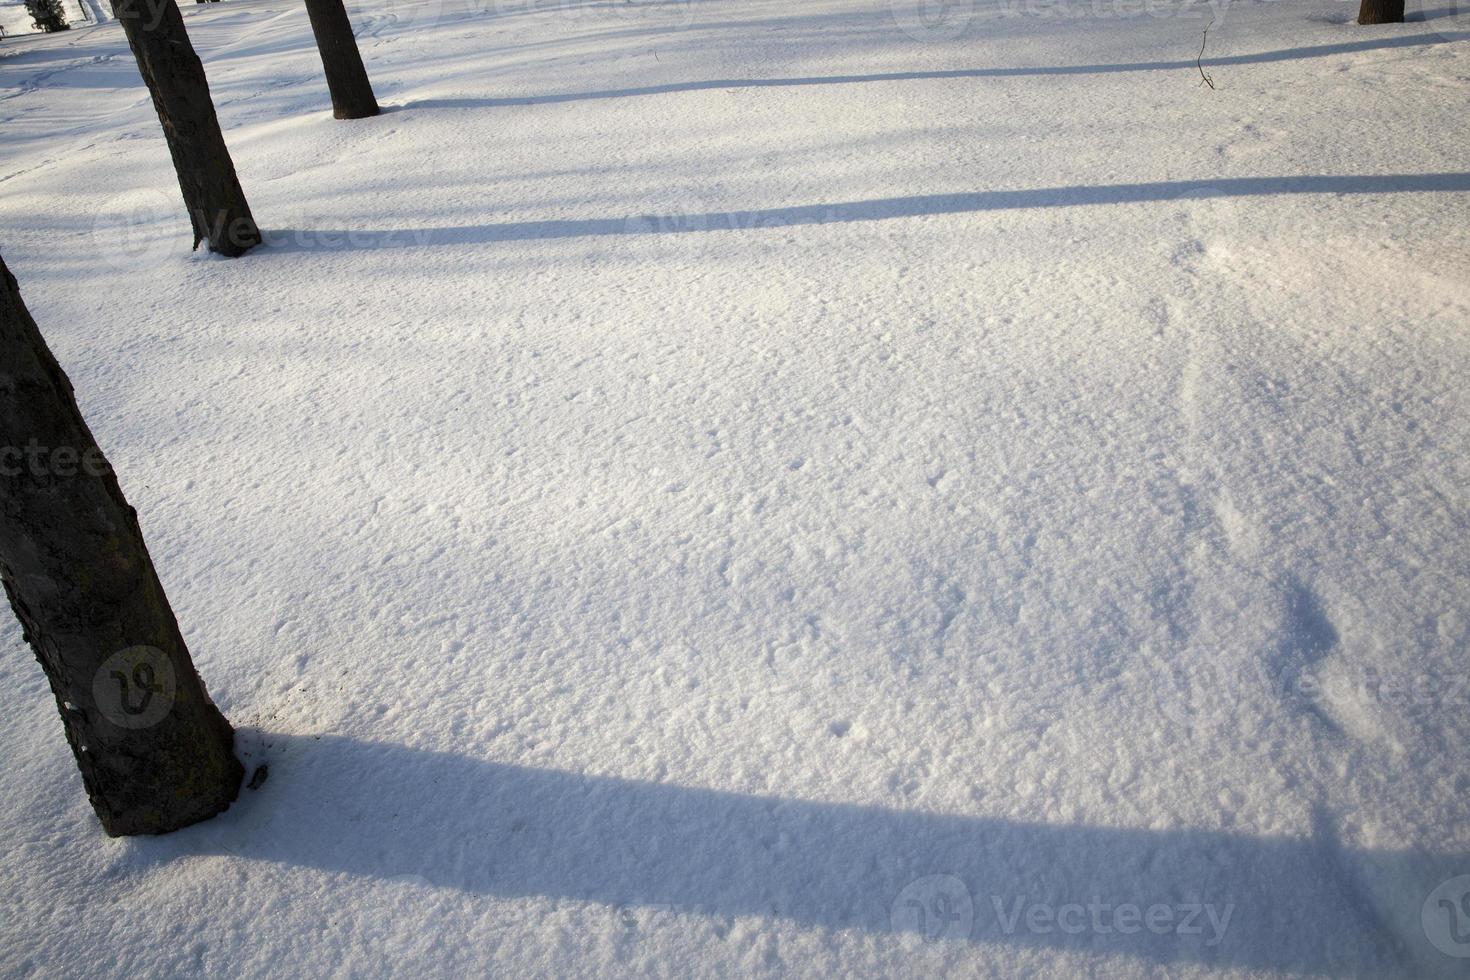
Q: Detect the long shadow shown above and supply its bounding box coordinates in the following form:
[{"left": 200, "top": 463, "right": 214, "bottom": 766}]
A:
[
  {"left": 264, "top": 173, "right": 1470, "bottom": 252},
  {"left": 1406, "top": 6, "right": 1466, "bottom": 19},
  {"left": 161, "top": 733, "right": 1462, "bottom": 975},
  {"left": 405, "top": 33, "right": 1466, "bottom": 109}
]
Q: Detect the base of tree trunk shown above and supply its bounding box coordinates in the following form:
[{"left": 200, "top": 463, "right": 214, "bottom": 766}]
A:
[
  {"left": 0, "top": 254, "right": 245, "bottom": 837},
  {"left": 1357, "top": 0, "right": 1404, "bottom": 23},
  {"left": 115, "top": 0, "right": 261, "bottom": 257},
  {"left": 304, "top": 0, "right": 381, "bottom": 121},
  {"left": 333, "top": 104, "right": 381, "bottom": 121}
]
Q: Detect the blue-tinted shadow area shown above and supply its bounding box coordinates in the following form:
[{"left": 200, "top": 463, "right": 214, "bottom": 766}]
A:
[
  {"left": 402, "top": 33, "right": 1467, "bottom": 108},
  {"left": 265, "top": 173, "right": 1470, "bottom": 251},
  {"left": 156, "top": 733, "right": 1467, "bottom": 976}
]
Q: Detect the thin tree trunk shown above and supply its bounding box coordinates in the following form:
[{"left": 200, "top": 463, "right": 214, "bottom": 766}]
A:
[
  {"left": 1357, "top": 0, "right": 1403, "bottom": 23},
  {"left": 112, "top": 0, "right": 260, "bottom": 255},
  {"left": 303, "top": 0, "right": 379, "bottom": 120},
  {"left": 0, "top": 253, "right": 243, "bottom": 836}
]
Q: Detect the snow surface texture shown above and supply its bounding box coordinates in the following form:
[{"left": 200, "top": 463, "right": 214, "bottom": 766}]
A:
[
  {"left": 0, "top": 0, "right": 105, "bottom": 39},
  {"left": 2, "top": 0, "right": 1469, "bottom": 975}
]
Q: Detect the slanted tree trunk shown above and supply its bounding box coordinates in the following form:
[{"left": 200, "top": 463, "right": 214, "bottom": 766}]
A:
[
  {"left": 111, "top": 0, "right": 260, "bottom": 256},
  {"left": 1357, "top": 0, "right": 1403, "bottom": 23},
  {"left": 303, "top": 0, "right": 379, "bottom": 119},
  {"left": 0, "top": 253, "right": 243, "bottom": 836}
]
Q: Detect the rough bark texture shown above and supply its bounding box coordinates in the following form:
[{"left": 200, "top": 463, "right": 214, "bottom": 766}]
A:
[
  {"left": 0, "top": 254, "right": 243, "bottom": 836},
  {"left": 112, "top": 0, "right": 260, "bottom": 255},
  {"left": 303, "top": 0, "right": 380, "bottom": 120},
  {"left": 1357, "top": 0, "right": 1404, "bottom": 23}
]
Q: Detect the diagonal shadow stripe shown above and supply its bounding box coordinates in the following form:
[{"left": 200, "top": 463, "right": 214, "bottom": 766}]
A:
[
  {"left": 152, "top": 734, "right": 1466, "bottom": 976},
  {"left": 402, "top": 33, "right": 1467, "bottom": 109},
  {"left": 262, "top": 173, "right": 1470, "bottom": 251}
]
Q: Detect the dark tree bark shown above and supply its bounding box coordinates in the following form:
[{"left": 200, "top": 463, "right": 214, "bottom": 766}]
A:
[
  {"left": 111, "top": 0, "right": 260, "bottom": 256},
  {"left": 1357, "top": 0, "right": 1403, "bottom": 23},
  {"left": 303, "top": 0, "right": 380, "bottom": 120},
  {"left": 0, "top": 253, "right": 243, "bottom": 836}
]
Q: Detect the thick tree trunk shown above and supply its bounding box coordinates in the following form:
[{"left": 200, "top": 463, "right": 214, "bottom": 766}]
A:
[
  {"left": 0, "top": 253, "right": 243, "bottom": 836},
  {"left": 1357, "top": 0, "right": 1404, "bottom": 23},
  {"left": 112, "top": 0, "right": 260, "bottom": 256},
  {"left": 303, "top": 0, "right": 380, "bottom": 120}
]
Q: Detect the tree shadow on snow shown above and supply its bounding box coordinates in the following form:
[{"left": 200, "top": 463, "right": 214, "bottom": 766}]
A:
[
  {"left": 264, "top": 173, "right": 1470, "bottom": 252},
  {"left": 146, "top": 732, "right": 1467, "bottom": 976},
  {"left": 1405, "top": 6, "right": 1466, "bottom": 20},
  {"left": 400, "top": 33, "right": 1466, "bottom": 109}
]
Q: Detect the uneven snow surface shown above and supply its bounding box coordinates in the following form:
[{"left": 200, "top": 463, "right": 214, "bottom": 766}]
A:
[{"left": 2, "top": 0, "right": 1469, "bottom": 975}]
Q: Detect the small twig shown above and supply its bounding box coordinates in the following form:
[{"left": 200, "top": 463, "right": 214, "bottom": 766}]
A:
[{"left": 1197, "top": 16, "right": 1216, "bottom": 90}]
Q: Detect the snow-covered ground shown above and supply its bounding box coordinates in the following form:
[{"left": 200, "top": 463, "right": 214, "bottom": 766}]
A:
[
  {"left": 0, "top": 0, "right": 104, "bottom": 38},
  {"left": 2, "top": 0, "right": 1469, "bottom": 975}
]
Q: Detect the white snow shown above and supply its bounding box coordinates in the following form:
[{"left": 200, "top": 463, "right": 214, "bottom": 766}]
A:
[
  {"left": 1, "top": 0, "right": 102, "bottom": 38},
  {"left": 2, "top": 0, "right": 1469, "bottom": 975}
]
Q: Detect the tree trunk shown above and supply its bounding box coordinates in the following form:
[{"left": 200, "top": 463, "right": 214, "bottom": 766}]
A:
[
  {"left": 0, "top": 253, "right": 243, "bottom": 836},
  {"left": 112, "top": 0, "right": 260, "bottom": 256},
  {"left": 303, "top": 0, "right": 380, "bottom": 120},
  {"left": 1357, "top": 0, "right": 1403, "bottom": 23}
]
